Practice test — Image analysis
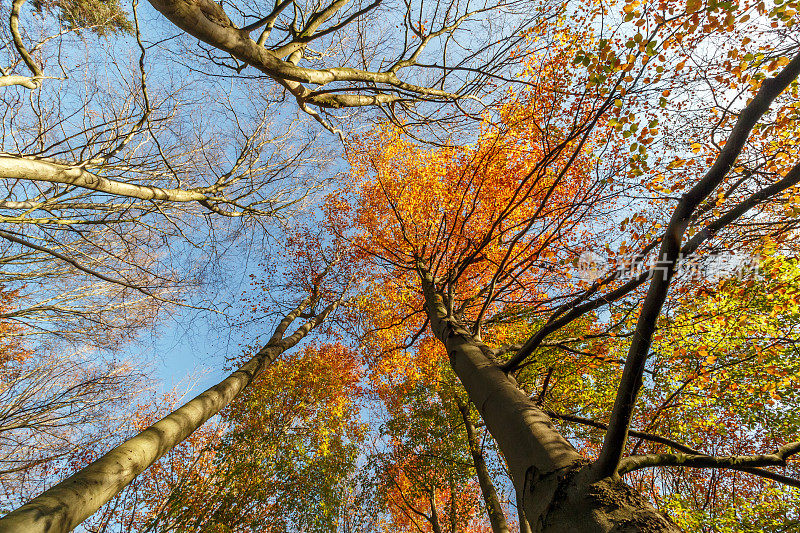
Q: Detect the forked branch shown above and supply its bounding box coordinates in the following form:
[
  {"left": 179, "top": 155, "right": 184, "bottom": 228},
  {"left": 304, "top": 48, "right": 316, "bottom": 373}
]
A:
[{"left": 592, "top": 51, "right": 800, "bottom": 480}]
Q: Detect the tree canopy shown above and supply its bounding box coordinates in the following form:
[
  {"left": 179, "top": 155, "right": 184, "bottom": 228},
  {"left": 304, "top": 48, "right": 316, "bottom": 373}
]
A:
[{"left": 0, "top": 0, "right": 799, "bottom": 531}]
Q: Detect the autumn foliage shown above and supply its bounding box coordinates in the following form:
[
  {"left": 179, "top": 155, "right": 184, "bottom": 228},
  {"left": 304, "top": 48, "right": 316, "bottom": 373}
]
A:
[{"left": 2, "top": 0, "right": 800, "bottom": 530}]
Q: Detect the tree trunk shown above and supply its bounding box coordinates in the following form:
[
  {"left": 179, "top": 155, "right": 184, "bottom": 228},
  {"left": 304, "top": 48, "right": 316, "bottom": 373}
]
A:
[
  {"left": 455, "top": 395, "right": 511, "bottom": 533},
  {"left": 516, "top": 486, "right": 533, "bottom": 533},
  {"left": 429, "top": 490, "right": 443, "bottom": 533},
  {"left": 419, "top": 274, "right": 678, "bottom": 532},
  {"left": 0, "top": 295, "right": 337, "bottom": 533}
]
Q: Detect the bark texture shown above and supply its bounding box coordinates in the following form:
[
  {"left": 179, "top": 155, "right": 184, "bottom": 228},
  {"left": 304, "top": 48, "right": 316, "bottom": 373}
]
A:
[
  {"left": 0, "top": 347, "right": 276, "bottom": 532},
  {"left": 0, "top": 156, "right": 208, "bottom": 202},
  {"left": 456, "top": 396, "right": 510, "bottom": 533},
  {"left": 419, "top": 272, "right": 679, "bottom": 532},
  {"left": 0, "top": 296, "right": 336, "bottom": 533},
  {"left": 516, "top": 486, "right": 533, "bottom": 533}
]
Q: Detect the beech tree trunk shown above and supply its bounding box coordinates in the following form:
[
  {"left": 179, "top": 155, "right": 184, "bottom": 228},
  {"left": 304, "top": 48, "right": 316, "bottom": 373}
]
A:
[
  {"left": 0, "top": 295, "right": 336, "bottom": 533},
  {"left": 419, "top": 274, "right": 679, "bottom": 532},
  {"left": 516, "top": 486, "right": 533, "bottom": 533},
  {"left": 429, "top": 491, "right": 444, "bottom": 533},
  {"left": 0, "top": 346, "right": 279, "bottom": 533},
  {"left": 456, "top": 395, "right": 511, "bottom": 533}
]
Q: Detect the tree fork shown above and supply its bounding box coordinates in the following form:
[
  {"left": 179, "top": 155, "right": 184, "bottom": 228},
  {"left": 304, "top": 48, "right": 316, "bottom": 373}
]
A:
[
  {"left": 593, "top": 51, "right": 800, "bottom": 481},
  {"left": 418, "top": 268, "right": 678, "bottom": 532}
]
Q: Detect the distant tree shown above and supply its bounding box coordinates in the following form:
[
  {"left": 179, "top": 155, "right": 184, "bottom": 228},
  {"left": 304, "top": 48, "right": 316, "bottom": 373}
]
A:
[{"left": 0, "top": 285, "right": 146, "bottom": 510}]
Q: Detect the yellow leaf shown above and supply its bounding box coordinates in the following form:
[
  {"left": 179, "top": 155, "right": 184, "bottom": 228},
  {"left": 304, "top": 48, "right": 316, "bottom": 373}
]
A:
[{"left": 686, "top": 0, "right": 703, "bottom": 12}]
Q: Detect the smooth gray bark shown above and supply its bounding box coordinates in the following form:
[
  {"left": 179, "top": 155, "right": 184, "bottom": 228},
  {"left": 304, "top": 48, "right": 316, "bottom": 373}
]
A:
[
  {"left": 456, "top": 395, "right": 511, "bottom": 533},
  {"left": 0, "top": 295, "right": 337, "bottom": 533},
  {"left": 516, "top": 486, "right": 533, "bottom": 533},
  {"left": 0, "top": 156, "right": 208, "bottom": 202},
  {"left": 419, "top": 271, "right": 678, "bottom": 532}
]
